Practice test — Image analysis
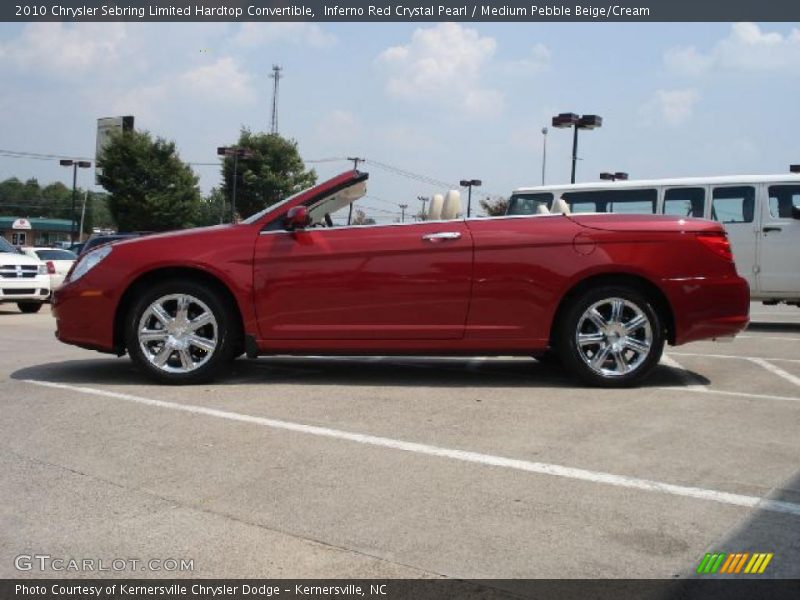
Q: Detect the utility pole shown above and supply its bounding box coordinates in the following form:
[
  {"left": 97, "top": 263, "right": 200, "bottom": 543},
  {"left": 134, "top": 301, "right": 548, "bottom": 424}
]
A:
[
  {"left": 269, "top": 65, "right": 282, "bottom": 135},
  {"left": 347, "top": 157, "right": 365, "bottom": 171},
  {"left": 417, "top": 196, "right": 429, "bottom": 220},
  {"left": 399, "top": 203, "right": 408, "bottom": 223},
  {"left": 79, "top": 191, "right": 88, "bottom": 242}
]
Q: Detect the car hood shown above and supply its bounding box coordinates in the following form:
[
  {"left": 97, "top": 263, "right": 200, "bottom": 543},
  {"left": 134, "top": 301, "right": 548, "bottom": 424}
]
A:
[{"left": 0, "top": 251, "right": 42, "bottom": 266}]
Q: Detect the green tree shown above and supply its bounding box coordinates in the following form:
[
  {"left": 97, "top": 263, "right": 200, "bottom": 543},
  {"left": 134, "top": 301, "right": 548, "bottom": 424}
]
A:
[
  {"left": 195, "top": 188, "right": 226, "bottom": 227},
  {"left": 98, "top": 130, "right": 202, "bottom": 231},
  {"left": 479, "top": 196, "right": 508, "bottom": 217},
  {"left": 221, "top": 129, "right": 316, "bottom": 219}
]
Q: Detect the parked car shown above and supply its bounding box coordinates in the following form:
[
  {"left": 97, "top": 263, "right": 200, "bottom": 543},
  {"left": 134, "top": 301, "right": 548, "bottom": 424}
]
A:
[
  {"left": 506, "top": 173, "right": 800, "bottom": 307},
  {"left": 53, "top": 170, "right": 750, "bottom": 387},
  {"left": 0, "top": 237, "right": 50, "bottom": 313},
  {"left": 20, "top": 247, "right": 77, "bottom": 292},
  {"left": 79, "top": 233, "right": 144, "bottom": 255}
]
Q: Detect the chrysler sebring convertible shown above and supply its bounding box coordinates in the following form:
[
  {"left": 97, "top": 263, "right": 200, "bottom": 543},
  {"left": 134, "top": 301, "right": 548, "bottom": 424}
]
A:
[{"left": 52, "top": 170, "right": 749, "bottom": 387}]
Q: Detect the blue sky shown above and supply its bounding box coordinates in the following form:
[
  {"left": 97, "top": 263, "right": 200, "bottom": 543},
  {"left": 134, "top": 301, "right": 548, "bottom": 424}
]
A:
[{"left": 1, "top": 21, "right": 799, "bottom": 221}]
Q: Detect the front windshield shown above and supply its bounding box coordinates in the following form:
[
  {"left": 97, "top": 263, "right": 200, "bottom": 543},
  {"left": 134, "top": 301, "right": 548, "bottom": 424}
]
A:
[
  {"left": 0, "top": 237, "right": 19, "bottom": 253},
  {"left": 242, "top": 187, "right": 310, "bottom": 225}
]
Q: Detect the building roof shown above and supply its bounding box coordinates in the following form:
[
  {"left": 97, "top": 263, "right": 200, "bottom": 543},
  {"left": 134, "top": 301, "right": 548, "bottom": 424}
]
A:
[{"left": 0, "top": 216, "right": 73, "bottom": 232}]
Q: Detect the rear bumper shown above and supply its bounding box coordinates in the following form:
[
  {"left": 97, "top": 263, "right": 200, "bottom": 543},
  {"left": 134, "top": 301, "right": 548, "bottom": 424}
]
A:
[{"left": 663, "top": 275, "right": 750, "bottom": 345}]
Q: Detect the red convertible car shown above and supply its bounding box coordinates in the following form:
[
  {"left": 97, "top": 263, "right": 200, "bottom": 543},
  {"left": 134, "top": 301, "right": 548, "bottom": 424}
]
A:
[{"left": 53, "top": 170, "right": 749, "bottom": 387}]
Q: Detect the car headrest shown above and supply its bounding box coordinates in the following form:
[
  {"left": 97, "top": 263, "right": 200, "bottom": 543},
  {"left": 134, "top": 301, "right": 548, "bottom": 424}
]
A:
[
  {"left": 536, "top": 204, "right": 550, "bottom": 215},
  {"left": 441, "top": 190, "right": 461, "bottom": 220},
  {"left": 552, "top": 196, "right": 571, "bottom": 215},
  {"left": 428, "top": 194, "right": 444, "bottom": 221}
]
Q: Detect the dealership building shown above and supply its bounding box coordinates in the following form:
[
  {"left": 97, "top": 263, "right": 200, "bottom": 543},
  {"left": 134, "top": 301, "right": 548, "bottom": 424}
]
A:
[{"left": 0, "top": 217, "right": 72, "bottom": 246}]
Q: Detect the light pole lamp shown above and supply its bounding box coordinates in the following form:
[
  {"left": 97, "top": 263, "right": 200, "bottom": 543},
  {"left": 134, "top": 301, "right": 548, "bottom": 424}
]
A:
[
  {"left": 218, "top": 146, "right": 254, "bottom": 222},
  {"left": 600, "top": 171, "right": 629, "bottom": 181},
  {"left": 459, "top": 179, "right": 482, "bottom": 217},
  {"left": 551, "top": 112, "right": 602, "bottom": 184},
  {"left": 59, "top": 159, "right": 92, "bottom": 242},
  {"left": 399, "top": 203, "right": 408, "bottom": 223}
]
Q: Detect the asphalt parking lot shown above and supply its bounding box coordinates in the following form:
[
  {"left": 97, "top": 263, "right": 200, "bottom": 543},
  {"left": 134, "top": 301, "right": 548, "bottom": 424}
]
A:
[{"left": 1, "top": 303, "right": 799, "bottom": 581}]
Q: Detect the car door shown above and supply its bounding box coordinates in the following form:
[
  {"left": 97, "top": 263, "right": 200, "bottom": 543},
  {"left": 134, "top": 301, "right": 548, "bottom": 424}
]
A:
[
  {"left": 710, "top": 185, "right": 758, "bottom": 291},
  {"left": 757, "top": 183, "right": 800, "bottom": 294},
  {"left": 253, "top": 221, "right": 473, "bottom": 340}
]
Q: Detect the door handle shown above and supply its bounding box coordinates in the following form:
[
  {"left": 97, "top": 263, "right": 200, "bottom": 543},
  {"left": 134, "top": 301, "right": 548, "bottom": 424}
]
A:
[
  {"left": 422, "top": 231, "right": 461, "bottom": 241},
  {"left": 762, "top": 226, "right": 782, "bottom": 233}
]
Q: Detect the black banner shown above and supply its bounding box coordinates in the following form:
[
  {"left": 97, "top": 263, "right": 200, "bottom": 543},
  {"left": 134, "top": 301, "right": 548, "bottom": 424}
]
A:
[
  {"left": 3, "top": 579, "right": 800, "bottom": 600},
  {"left": 4, "top": 0, "right": 800, "bottom": 22}
]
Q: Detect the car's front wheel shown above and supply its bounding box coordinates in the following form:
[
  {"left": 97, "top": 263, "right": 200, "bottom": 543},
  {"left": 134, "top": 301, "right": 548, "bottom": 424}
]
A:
[
  {"left": 17, "top": 301, "right": 43, "bottom": 314},
  {"left": 556, "top": 285, "right": 664, "bottom": 387},
  {"left": 125, "top": 280, "right": 239, "bottom": 384}
]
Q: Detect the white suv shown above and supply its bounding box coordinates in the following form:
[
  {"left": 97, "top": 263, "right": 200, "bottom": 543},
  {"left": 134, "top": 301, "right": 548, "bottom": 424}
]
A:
[{"left": 0, "top": 237, "right": 51, "bottom": 313}]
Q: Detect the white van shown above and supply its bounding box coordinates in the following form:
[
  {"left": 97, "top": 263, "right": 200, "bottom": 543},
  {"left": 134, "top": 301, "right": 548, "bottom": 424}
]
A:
[{"left": 507, "top": 175, "right": 800, "bottom": 306}]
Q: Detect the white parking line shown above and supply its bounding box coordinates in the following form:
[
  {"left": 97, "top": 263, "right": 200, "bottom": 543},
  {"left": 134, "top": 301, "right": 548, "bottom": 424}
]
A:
[
  {"left": 670, "top": 351, "right": 800, "bottom": 364},
  {"left": 657, "top": 386, "right": 800, "bottom": 404},
  {"left": 668, "top": 352, "right": 800, "bottom": 388},
  {"left": 21, "top": 378, "right": 800, "bottom": 518},
  {"left": 660, "top": 354, "right": 708, "bottom": 390},
  {"left": 747, "top": 358, "right": 800, "bottom": 388},
  {"left": 738, "top": 335, "right": 800, "bottom": 342}
]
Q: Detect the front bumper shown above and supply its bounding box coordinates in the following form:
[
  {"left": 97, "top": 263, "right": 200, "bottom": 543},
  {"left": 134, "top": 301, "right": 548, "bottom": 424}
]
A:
[
  {"left": 0, "top": 275, "right": 50, "bottom": 303},
  {"left": 52, "top": 278, "right": 118, "bottom": 353}
]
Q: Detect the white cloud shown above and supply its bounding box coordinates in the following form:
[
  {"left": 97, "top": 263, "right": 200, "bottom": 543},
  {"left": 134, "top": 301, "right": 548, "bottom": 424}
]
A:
[
  {"left": 180, "top": 57, "right": 255, "bottom": 102},
  {"left": 377, "top": 23, "right": 503, "bottom": 117},
  {"left": 640, "top": 89, "right": 700, "bottom": 125},
  {"left": 505, "top": 43, "right": 552, "bottom": 74},
  {"left": 108, "top": 57, "right": 255, "bottom": 123},
  {"left": 314, "top": 109, "right": 362, "bottom": 143},
  {"left": 666, "top": 22, "right": 800, "bottom": 75},
  {"left": 0, "top": 23, "right": 127, "bottom": 74},
  {"left": 234, "top": 23, "right": 336, "bottom": 48}
]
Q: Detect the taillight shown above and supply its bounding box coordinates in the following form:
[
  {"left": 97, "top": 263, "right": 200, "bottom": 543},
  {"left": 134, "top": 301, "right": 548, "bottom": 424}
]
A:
[
  {"left": 696, "top": 232, "right": 733, "bottom": 261},
  {"left": 46, "top": 261, "right": 56, "bottom": 274}
]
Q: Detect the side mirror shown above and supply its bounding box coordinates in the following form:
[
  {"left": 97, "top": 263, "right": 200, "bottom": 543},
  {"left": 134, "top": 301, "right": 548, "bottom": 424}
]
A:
[
  {"left": 792, "top": 205, "right": 800, "bottom": 220},
  {"left": 285, "top": 206, "right": 310, "bottom": 230}
]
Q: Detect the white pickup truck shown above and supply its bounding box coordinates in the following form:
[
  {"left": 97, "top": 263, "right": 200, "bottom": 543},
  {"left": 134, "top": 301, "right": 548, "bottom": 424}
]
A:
[
  {"left": 506, "top": 174, "right": 800, "bottom": 307},
  {"left": 0, "top": 236, "right": 51, "bottom": 313}
]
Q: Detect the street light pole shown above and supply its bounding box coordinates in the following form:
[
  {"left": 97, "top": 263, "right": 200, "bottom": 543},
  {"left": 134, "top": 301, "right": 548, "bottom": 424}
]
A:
[
  {"left": 218, "top": 146, "right": 254, "bottom": 222},
  {"left": 551, "top": 113, "right": 603, "bottom": 184},
  {"left": 399, "top": 203, "right": 408, "bottom": 223},
  {"left": 541, "top": 127, "right": 548, "bottom": 185},
  {"left": 59, "top": 159, "right": 91, "bottom": 243},
  {"left": 459, "top": 179, "right": 482, "bottom": 218}
]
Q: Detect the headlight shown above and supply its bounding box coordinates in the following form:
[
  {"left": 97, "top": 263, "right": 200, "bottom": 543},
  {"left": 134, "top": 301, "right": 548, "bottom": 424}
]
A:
[
  {"left": 68, "top": 245, "right": 113, "bottom": 282},
  {"left": 37, "top": 263, "right": 47, "bottom": 275}
]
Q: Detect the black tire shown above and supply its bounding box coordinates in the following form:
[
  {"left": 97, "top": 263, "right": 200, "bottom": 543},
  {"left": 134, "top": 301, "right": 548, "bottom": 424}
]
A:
[
  {"left": 125, "top": 279, "right": 240, "bottom": 385},
  {"left": 18, "top": 302, "right": 43, "bottom": 314},
  {"left": 555, "top": 285, "right": 665, "bottom": 388}
]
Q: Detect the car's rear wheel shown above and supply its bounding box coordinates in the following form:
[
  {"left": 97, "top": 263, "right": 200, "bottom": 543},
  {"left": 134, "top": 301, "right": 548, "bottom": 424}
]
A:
[
  {"left": 125, "top": 280, "right": 239, "bottom": 384},
  {"left": 556, "top": 285, "right": 664, "bottom": 387},
  {"left": 17, "top": 302, "right": 43, "bottom": 314}
]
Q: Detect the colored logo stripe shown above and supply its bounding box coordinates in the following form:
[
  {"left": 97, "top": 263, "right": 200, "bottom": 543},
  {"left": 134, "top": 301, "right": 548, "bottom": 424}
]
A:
[{"left": 698, "top": 552, "right": 773, "bottom": 574}]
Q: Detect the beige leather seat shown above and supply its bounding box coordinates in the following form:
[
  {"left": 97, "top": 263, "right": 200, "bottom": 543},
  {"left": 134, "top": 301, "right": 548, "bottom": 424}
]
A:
[
  {"left": 441, "top": 190, "right": 461, "bottom": 220},
  {"left": 551, "top": 196, "right": 571, "bottom": 215},
  {"left": 536, "top": 204, "right": 550, "bottom": 215},
  {"left": 428, "top": 194, "right": 444, "bottom": 220}
]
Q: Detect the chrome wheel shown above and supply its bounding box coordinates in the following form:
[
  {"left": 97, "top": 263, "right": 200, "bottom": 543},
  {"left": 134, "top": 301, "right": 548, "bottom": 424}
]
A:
[
  {"left": 137, "top": 293, "right": 218, "bottom": 374},
  {"left": 575, "top": 297, "right": 653, "bottom": 378}
]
